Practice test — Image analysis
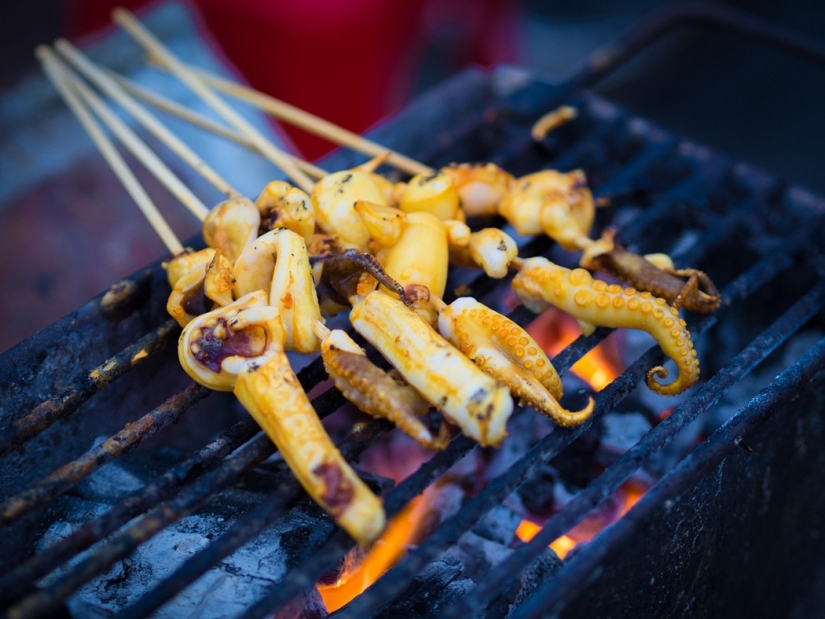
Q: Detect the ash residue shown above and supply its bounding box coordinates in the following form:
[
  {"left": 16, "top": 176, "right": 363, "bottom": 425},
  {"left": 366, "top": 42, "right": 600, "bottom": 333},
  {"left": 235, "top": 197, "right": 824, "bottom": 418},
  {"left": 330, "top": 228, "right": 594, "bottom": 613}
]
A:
[{"left": 34, "top": 446, "right": 329, "bottom": 619}]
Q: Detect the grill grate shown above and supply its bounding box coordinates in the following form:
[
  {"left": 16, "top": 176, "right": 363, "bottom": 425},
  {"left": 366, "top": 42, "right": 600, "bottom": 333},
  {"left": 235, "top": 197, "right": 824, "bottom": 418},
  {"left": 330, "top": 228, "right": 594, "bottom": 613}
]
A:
[{"left": 3, "top": 4, "right": 825, "bottom": 618}]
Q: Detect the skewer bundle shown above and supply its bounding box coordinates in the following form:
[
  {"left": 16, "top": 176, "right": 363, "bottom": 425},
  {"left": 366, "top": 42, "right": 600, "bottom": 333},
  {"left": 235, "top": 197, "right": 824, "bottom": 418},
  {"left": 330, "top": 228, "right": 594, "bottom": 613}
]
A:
[{"left": 38, "top": 9, "right": 719, "bottom": 545}]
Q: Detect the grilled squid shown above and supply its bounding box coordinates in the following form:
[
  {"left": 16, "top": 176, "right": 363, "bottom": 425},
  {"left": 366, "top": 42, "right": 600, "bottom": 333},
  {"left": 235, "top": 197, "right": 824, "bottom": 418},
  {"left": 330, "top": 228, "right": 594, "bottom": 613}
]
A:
[
  {"left": 166, "top": 251, "right": 234, "bottom": 327},
  {"left": 441, "top": 162, "right": 514, "bottom": 218},
  {"left": 498, "top": 170, "right": 594, "bottom": 250},
  {"left": 511, "top": 257, "right": 699, "bottom": 396},
  {"left": 350, "top": 290, "right": 514, "bottom": 446},
  {"left": 399, "top": 170, "right": 462, "bottom": 221},
  {"left": 446, "top": 223, "right": 519, "bottom": 279},
  {"left": 437, "top": 296, "right": 594, "bottom": 427},
  {"left": 179, "top": 292, "right": 385, "bottom": 545},
  {"left": 316, "top": 324, "right": 449, "bottom": 450},
  {"left": 164, "top": 248, "right": 215, "bottom": 287},
  {"left": 254, "top": 180, "right": 315, "bottom": 243},
  {"left": 203, "top": 196, "right": 261, "bottom": 263},
  {"left": 233, "top": 228, "right": 323, "bottom": 353},
  {"left": 355, "top": 204, "right": 449, "bottom": 326},
  {"left": 311, "top": 170, "right": 387, "bottom": 250}
]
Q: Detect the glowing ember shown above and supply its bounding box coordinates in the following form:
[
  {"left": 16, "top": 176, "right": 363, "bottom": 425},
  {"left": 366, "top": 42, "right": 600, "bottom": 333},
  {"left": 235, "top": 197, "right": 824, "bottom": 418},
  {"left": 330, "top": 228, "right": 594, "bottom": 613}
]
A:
[
  {"left": 526, "top": 308, "right": 623, "bottom": 391},
  {"left": 515, "top": 482, "right": 646, "bottom": 559}
]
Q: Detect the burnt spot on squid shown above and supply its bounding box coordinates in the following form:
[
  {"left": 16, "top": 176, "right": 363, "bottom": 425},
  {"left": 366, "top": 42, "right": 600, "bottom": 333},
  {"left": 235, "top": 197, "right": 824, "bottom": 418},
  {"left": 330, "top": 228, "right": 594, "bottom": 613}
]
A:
[
  {"left": 191, "top": 318, "right": 267, "bottom": 373},
  {"left": 181, "top": 283, "right": 211, "bottom": 317},
  {"left": 335, "top": 174, "right": 353, "bottom": 195},
  {"left": 467, "top": 387, "right": 494, "bottom": 421},
  {"left": 313, "top": 462, "right": 354, "bottom": 516}
]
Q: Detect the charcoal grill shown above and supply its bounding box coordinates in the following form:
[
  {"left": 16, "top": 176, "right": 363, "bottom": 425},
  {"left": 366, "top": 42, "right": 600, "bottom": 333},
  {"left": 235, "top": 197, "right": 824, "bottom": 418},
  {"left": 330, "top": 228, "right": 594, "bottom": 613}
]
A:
[{"left": 2, "top": 3, "right": 825, "bottom": 618}]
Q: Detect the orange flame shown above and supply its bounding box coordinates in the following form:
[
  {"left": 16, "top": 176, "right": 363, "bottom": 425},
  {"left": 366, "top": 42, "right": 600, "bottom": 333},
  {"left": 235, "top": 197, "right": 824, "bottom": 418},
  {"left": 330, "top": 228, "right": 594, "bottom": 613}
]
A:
[
  {"left": 317, "top": 495, "right": 430, "bottom": 612},
  {"left": 526, "top": 308, "right": 623, "bottom": 391},
  {"left": 515, "top": 482, "right": 645, "bottom": 559}
]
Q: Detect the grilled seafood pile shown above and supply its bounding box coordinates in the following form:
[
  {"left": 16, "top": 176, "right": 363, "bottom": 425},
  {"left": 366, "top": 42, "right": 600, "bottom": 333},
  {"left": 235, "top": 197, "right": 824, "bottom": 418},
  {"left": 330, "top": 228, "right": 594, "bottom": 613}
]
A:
[
  {"left": 41, "top": 21, "right": 720, "bottom": 546},
  {"left": 167, "top": 154, "right": 719, "bottom": 544}
]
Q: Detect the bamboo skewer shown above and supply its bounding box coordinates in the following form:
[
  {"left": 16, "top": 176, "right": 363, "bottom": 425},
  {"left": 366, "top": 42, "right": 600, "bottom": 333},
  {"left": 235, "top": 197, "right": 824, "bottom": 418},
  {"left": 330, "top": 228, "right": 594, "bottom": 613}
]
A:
[
  {"left": 112, "top": 8, "right": 316, "bottom": 194},
  {"left": 153, "top": 61, "right": 434, "bottom": 177},
  {"left": 37, "top": 46, "right": 185, "bottom": 255},
  {"left": 42, "top": 50, "right": 211, "bottom": 225},
  {"left": 106, "top": 70, "right": 328, "bottom": 180},
  {"left": 54, "top": 38, "right": 244, "bottom": 201}
]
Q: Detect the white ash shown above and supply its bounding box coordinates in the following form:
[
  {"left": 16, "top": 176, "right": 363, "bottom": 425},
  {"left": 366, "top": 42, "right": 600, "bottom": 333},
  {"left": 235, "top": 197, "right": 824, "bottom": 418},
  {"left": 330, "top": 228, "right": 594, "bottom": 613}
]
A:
[
  {"left": 598, "top": 412, "right": 652, "bottom": 461},
  {"left": 35, "top": 448, "right": 330, "bottom": 619}
]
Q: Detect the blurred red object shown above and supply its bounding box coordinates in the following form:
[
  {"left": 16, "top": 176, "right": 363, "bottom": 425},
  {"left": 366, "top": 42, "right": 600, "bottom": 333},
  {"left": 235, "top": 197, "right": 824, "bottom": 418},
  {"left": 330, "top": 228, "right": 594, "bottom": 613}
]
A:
[{"left": 68, "top": 0, "right": 520, "bottom": 160}]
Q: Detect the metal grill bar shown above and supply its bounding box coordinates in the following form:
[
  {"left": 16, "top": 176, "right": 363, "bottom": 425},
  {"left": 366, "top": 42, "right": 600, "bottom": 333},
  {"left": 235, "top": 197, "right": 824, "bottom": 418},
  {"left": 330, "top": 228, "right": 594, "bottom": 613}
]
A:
[
  {"left": 118, "top": 418, "right": 395, "bottom": 619},
  {"left": 0, "top": 383, "right": 208, "bottom": 526},
  {"left": 511, "top": 335, "right": 825, "bottom": 619},
  {"left": 0, "top": 416, "right": 260, "bottom": 600},
  {"left": 6, "top": 433, "right": 276, "bottom": 619},
  {"left": 0, "top": 319, "right": 178, "bottom": 459},
  {"left": 447, "top": 274, "right": 825, "bottom": 616}
]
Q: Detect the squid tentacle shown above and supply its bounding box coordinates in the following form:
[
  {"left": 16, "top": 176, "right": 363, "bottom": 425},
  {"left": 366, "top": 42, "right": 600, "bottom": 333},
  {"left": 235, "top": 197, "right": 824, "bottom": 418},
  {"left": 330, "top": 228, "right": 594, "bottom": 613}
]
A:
[
  {"left": 318, "top": 326, "right": 449, "bottom": 451},
  {"left": 438, "top": 297, "right": 594, "bottom": 427},
  {"left": 512, "top": 258, "right": 700, "bottom": 396}
]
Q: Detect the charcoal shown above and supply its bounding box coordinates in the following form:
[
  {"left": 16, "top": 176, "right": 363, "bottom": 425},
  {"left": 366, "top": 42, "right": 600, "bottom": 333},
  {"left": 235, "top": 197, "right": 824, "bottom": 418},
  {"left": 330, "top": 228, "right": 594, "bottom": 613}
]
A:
[
  {"left": 504, "top": 548, "right": 564, "bottom": 617},
  {"left": 374, "top": 555, "right": 475, "bottom": 619}
]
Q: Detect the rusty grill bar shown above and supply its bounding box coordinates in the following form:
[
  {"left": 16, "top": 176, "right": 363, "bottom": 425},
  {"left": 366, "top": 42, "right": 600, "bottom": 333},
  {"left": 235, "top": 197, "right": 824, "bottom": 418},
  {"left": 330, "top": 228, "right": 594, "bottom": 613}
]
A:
[{"left": 2, "top": 4, "right": 825, "bottom": 618}]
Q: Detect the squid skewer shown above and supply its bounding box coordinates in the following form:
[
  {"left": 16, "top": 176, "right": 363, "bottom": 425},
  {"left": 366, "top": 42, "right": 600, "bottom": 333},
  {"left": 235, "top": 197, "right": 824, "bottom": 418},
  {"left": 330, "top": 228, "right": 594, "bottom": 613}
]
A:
[
  {"left": 178, "top": 292, "right": 385, "bottom": 545},
  {"left": 41, "top": 49, "right": 388, "bottom": 542}
]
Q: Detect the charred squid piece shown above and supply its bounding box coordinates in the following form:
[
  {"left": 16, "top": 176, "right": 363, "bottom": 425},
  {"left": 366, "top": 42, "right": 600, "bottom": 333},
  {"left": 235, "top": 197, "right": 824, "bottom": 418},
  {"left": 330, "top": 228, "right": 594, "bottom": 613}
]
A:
[
  {"left": 498, "top": 169, "right": 595, "bottom": 250},
  {"left": 315, "top": 323, "right": 450, "bottom": 451},
  {"left": 202, "top": 196, "right": 261, "bottom": 264},
  {"left": 179, "top": 292, "right": 386, "bottom": 545},
  {"left": 254, "top": 180, "right": 315, "bottom": 242},
  {"left": 446, "top": 222, "right": 519, "bottom": 279},
  {"left": 512, "top": 257, "right": 700, "bottom": 397},
  {"left": 233, "top": 228, "right": 324, "bottom": 353},
  {"left": 440, "top": 162, "right": 514, "bottom": 218},
  {"left": 166, "top": 251, "right": 235, "bottom": 327},
  {"left": 313, "top": 247, "right": 407, "bottom": 315},
  {"left": 398, "top": 170, "right": 463, "bottom": 221},
  {"left": 436, "top": 296, "right": 594, "bottom": 427},
  {"left": 350, "top": 290, "right": 514, "bottom": 447},
  {"left": 580, "top": 228, "right": 722, "bottom": 313},
  {"left": 311, "top": 169, "right": 388, "bottom": 250}
]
